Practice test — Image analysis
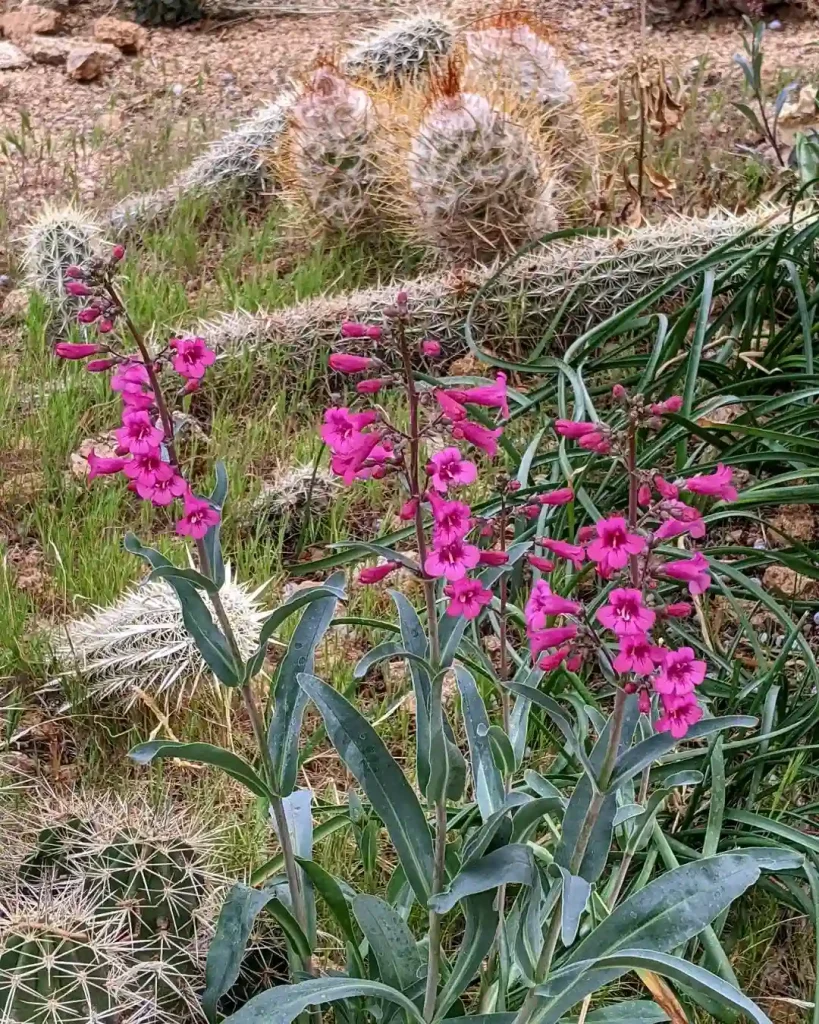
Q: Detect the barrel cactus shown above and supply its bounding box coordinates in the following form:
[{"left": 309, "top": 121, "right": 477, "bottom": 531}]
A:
[
  {"left": 342, "top": 12, "right": 455, "bottom": 83},
  {"left": 20, "top": 204, "right": 102, "bottom": 320}
]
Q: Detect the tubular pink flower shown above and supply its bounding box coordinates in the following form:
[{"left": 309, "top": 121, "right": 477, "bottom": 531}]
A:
[
  {"left": 478, "top": 550, "right": 508, "bottom": 567},
  {"left": 587, "top": 516, "right": 645, "bottom": 577},
  {"left": 530, "top": 625, "right": 578, "bottom": 658},
  {"left": 427, "top": 448, "right": 477, "bottom": 493},
  {"left": 664, "top": 551, "right": 711, "bottom": 595},
  {"left": 451, "top": 419, "right": 503, "bottom": 457},
  {"left": 176, "top": 495, "right": 220, "bottom": 540},
  {"left": 653, "top": 646, "right": 706, "bottom": 696},
  {"left": 329, "top": 353, "right": 374, "bottom": 374},
  {"left": 86, "top": 359, "right": 117, "bottom": 373},
  {"left": 399, "top": 497, "right": 419, "bottom": 521},
  {"left": 77, "top": 306, "right": 102, "bottom": 324},
  {"left": 444, "top": 577, "right": 492, "bottom": 619},
  {"left": 538, "top": 647, "right": 570, "bottom": 671},
  {"left": 87, "top": 450, "right": 128, "bottom": 480},
  {"left": 525, "top": 579, "right": 581, "bottom": 631},
  {"left": 540, "top": 538, "right": 585, "bottom": 570},
  {"left": 650, "top": 395, "right": 683, "bottom": 415},
  {"left": 655, "top": 515, "right": 706, "bottom": 541},
  {"left": 578, "top": 431, "right": 611, "bottom": 455},
  {"left": 65, "top": 281, "right": 94, "bottom": 297},
  {"left": 613, "top": 634, "right": 666, "bottom": 675},
  {"left": 435, "top": 390, "right": 469, "bottom": 422},
  {"left": 170, "top": 337, "right": 216, "bottom": 380},
  {"left": 428, "top": 491, "right": 472, "bottom": 544},
  {"left": 357, "top": 379, "right": 389, "bottom": 394},
  {"left": 424, "top": 537, "right": 480, "bottom": 581},
  {"left": 422, "top": 339, "right": 442, "bottom": 356},
  {"left": 111, "top": 362, "right": 150, "bottom": 395},
  {"left": 122, "top": 391, "right": 155, "bottom": 411},
  {"left": 638, "top": 484, "right": 652, "bottom": 507},
  {"left": 55, "top": 343, "right": 102, "bottom": 359},
  {"left": 331, "top": 432, "right": 382, "bottom": 485},
  {"left": 359, "top": 561, "right": 401, "bottom": 585},
  {"left": 597, "top": 588, "right": 656, "bottom": 636},
  {"left": 683, "top": 463, "right": 737, "bottom": 502},
  {"left": 528, "top": 555, "right": 555, "bottom": 573},
  {"left": 538, "top": 488, "right": 574, "bottom": 506},
  {"left": 136, "top": 463, "right": 188, "bottom": 506},
  {"left": 123, "top": 449, "right": 165, "bottom": 487},
  {"left": 656, "top": 693, "right": 703, "bottom": 739},
  {"left": 449, "top": 373, "right": 509, "bottom": 420},
  {"left": 638, "top": 689, "right": 651, "bottom": 714},
  {"left": 664, "top": 602, "right": 693, "bottom": 618},
  {"left": 554, "top": 420, "right": 598, "bottom": 439},
  {"left": 340, "top": 321, "right": 369, "bottom": 338},
  {"left": 114, "top": 410, "right": 164, "bottom": 456},
  {"left": 321, "top": 407, "right": 378, "bottom": 453},
  {"left": 654, "top": 476, "right": 679, "bottom": 500}
]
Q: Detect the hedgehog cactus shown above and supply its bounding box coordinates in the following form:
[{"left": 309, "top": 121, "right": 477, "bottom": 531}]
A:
[
  {"left": 286, "top": 66, "right": 382, "bottom": 234},
  {"left": 342, "top": 12, "right": 455, "bottom": 83},
  {"left": 20, "top": 204, "right": 102, "bottom": 318},
  {"left": 462, "top": 14, "right": 576, "bottom": 109},
  {"left": 51, "top": 565, "right": 268, "bottom": 708},
  {"left": 407, "top": 80, "right": 558, "bottom": 260}
]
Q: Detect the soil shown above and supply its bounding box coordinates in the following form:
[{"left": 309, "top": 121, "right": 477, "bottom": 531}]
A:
[{"left": 2, "top": 0, "right": 818, "bottom": 234}]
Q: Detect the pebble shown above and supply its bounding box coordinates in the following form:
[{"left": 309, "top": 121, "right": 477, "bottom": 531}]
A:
[
  {"left": 813, "top": 611, "right": 819, "bottom": 626},
  {"left": 0, "top": 275, "right": 11, "bottom": 290},
  {"left": 769, "top": 19, "right": 783, "bottom": 30},
  {"left": 224, "top": 85, "right": 242, "bottom": 102},
  {"left": 753, "top": 538, "right": 767, "bottom": 549},
  {"left": 170, "top": 83, "right": 184, "bottom": 97},
  {"left": 218, "top": 71, "right": 235, "bottom": 85}
]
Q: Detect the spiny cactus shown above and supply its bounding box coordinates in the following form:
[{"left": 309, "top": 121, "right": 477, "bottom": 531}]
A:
[
  {"left": 196, "top": 205, "right": 795, "bottom": 359},
  {"left": 109, "top": 92, "right": 296, "bottom": 232},
  {"left": 20, "top": 204, "right": 102, "bottom": 318},
  {"left": 284, "top": 65, "right": 382, "bottom": 235},
  {"left": 342, "top": 12, "right": 455, "bottom": 83},
  {"left": 51, "top": 565, "right": 268, "bottom": 708},
  {"left": 0, "top": 882, "right": 128, "bottom": 1024},
  {"left": 244, "top": 463, "right": 343, "bottom": 552},
  {"left": 461, "top": 13, "right": 576, "bottom": 109},
  {"left": 131, "top": 0, "right": 202, "bottom": 25}
]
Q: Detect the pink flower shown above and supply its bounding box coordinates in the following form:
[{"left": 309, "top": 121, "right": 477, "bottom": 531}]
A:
[
  {"left": 638, "top": 484, "right": 652, "bottom": 507},
  {"left": 340, "top": 322, "right": 369, "bottom": 338},
  {"left": 87, "top": 450, "right": 127, "bottom": 480},
  {"left": 638, "top": 689, "right": 651, "bottom": 714},
  {"left": 111, "top": 362, "right": 150, "bottom": 396},
  {"left": 656, "top": 693, "right": 703, "bottom": 739},
  {"left": 424, "top": 537, "right": 480, "bottom": 581},
  {"left": 137, "top": 463, "right": 188, "bottom": 506},
  {"left": 449, "top": 373, "right": 509, "bottom": 420},
  {"left": 650, "top": 396, "right": 683, "bottom": 415},
  {"left": 321, "top": 407, "right": 377, "bottom": 453},
  {"left": 554, "top": 420, "right": 598, "bottom": 439},
  {"left": 654, "top": 476, "right": 679, "bottom": 500},
  {"left": 170, "top": 337, "right": 216, "bottom": 380},
  {"left": 55, "top": 343, "right": 103, "bottom": 359},
  {"left": 655, "top": 516, "right": 706, "bottom": 541},
  {"left": 114, "top": 410, "right": 164, "bottom": 456},
  {"left": 112, "top": 244, "right": 125, "bottom": 261},
  {"left": 86, "top": 359, "right": 117, "bottom": 373},
  {"left": 451, "top": 419, "right": 503, "bottom": 457},
  {"left": 528, "top": 555, "right": 555, "bottom": 573},
  {"left": 478, "top": 550, "right": 508, "bottom": 567},
  {"left": 444, "top": 577, "right": 493, "bottom": 619},
  {"left": 77, "top": 306, "right": 102, "bottom": 324},
  {"left": 664, "top": 552, "right": 711, "bottom": 596},
  {"left": 538, "top": 488, "right": 574, "bottom": 506},
  {"left": 683, "top": 463, "right": 737, "bottom": 502},
  {"left": 613, "top": 634, "right": 666, "bottom": 675},
  {"left": 65, "top": 281, "right": 93, "bottom": 297},
  {"left": 399, "top": 497, "right": 419, "bottom": 521},
  {"left": 331, "top": 433, "right": 382, "bottom": 485},
  {"left": 427, "top": 490, "right": 472, "bottom": 544},
  {"left": 422, "top": 339, "right": 441, "bottom": 356},
  {"left": 577, "top": 526, "right": 596, "bottom": 543},
  {"left": 525, "top": 579, "right": 581, "bottom": 631},
  {"left": 540, "top": 538, "right": 585, "bottom": 570},
  {"left": 653, "top": 646, "right": 706, "bottom": 696},
  {"left": 664, "top": 602, "right": 693, "bottom": 618},
  {"left": 359, "top": 561, "right": 401, "bottom": 585},
  {"left": 587, "top": 516, "right": 645, "bottom": 577},
  {"left": 97, "top": 319, "right": 114, "bottom": 334},
  {"left": 578, "top": 431, "right": 611, "bottom": 455},
  {"left": 436, "top": 391, "right": 468, "bottom": 421},
  {"left": 329, "top": 353, "right": 374, "bottom": 374},
  {"left": 597, "top": 588, "right": 656, "bottom": 636},
  {"left": 428, "top": 448, "right": 477, "bottom": 493},
  {"left": 357, "top": 379, "right": 389, "bottom": 394},
  {"left": 65, "top": 266, "right": 85, "bottom": 279},
  {"left": 530, "top": 625, "right": 579, "bottom": 658},
  {"left": 176, "top": 495, "right": 220, "bottom": 540},
  {"left": 539, "top": 647, "right": 570, "bottom": 671},
  {"left": 123, "top": 449, "right": 165, "bottom": 487}
]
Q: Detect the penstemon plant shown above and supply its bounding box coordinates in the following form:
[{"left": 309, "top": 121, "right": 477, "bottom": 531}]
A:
[{"left": 55, "top": 264, "right": 789, "bottom": 1024}]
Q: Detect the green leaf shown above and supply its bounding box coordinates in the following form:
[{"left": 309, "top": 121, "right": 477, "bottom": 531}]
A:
[
  {"left": 263, "top": 896, "right": 312, "bottom": 961},
  {"left": 250, "top": 813, "right": 349, "bottom": 886},
  {"left": 204, "top": 460, "right": 228, "bottom": 589},
  {"left": 435, "top": 892, "right": 498, "bottom": 1019},
  {"left": 220, "top": 977, "right": 425, "bottom": 1024},
  {"left": 503, "top": 682, "right": 597, "bottom": 783},
  {"left": 352, "top": 894, "right": 423, "bottom": 992},
  {"left": 455, "top": 666, "right": 505, "bottom": 822},
  {"left": 428, "top": 844, "right": 535, "bottom": 914},
  {"left": 725, "top": 808, "right": 819, "bottom": 857},
  {"left": 511, "top": 797, "right": 566, "bottom": 844},
  {"left": 298, "top": 673, "right": 434, "bottom": 904},
  {"left": 389, "top": 591, "right": 433, "bottom": 795},
  {"left": 296, "top": 858, "right": 359, "bottom": 953},
  {"left": 734, "top": 847, "right": 805, "bottom": 872},
  {"left": 561, "top": 1001, "right": 669, "bottom": 1024},
  {"left": 148, "top": 564, "right": 219, "bottom": 593},
  {"left": 554, "top": 866, "right": 590, "bottom": 947},
  {"left": 488, "top": 725, "right": 517, "bottom": 776},
  {"left": 267, "top": 573, "right": 345, "bottom": 796},
  {"left": 202, "top": 883, "right": 275, "bottom": 1023},
  {"left": 129, "top": 741, "right": 272, "bottom": 801}
]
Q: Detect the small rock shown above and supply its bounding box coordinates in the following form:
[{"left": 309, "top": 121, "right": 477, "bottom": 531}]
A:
[
  {"left": 768, "top": 18, "right": 783, "bottom": 30},
  {"left": 70, "top": 434, "right": 118, "bottom": 479},
  {"left": 224, "top": 85, "right": 242, "bottom": 102},
  {"left": 170, "top": 82, "right": 184, "bottom": 97},
  {"left": 0, "top": 274, "right": 11, "bottom": 290},
  {"left": 24, "top": 33, "right": 71, "bottom": 64},
  {"left": 66, "top": 42, "right": 120, "bottom": 81},
  {"left": 0, "top": 40, "right": 30, "bottom": 69},
  {"left": 768, "top": 504, "right": 816, "bottom": 547},
  {"left": 1, "top": 289, "right": 29, "bottom": 318},
  {"left": 217, "top": 70, "right": 235, "bottom": 85},
  {"left": 762, "top": 564, "right": 819, "bottom": 600},
  {"left": 0, "top": 6, "right": 61, "bottom": 42},
  {"left": 93, "top": 16, "right": 147, "bottom": 54}
]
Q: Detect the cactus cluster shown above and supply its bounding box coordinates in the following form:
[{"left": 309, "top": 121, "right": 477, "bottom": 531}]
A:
[
  {"left": 51, "top": 565, "right": 268, "bottom": 710},
  {"left": 20, "top": 204, "right": 103, "bottom": 320},
  {"left": 131, "top": 0, "right": 203, "bottom": 25},
  {"left": 342, "top": 12, "right": 455, "bottom": 83}
]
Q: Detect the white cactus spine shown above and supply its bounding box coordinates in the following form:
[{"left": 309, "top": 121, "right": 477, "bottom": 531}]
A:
[
  {"left": 342, "top": 12, "right": 455, "bottom": 83},
  {"left": 20, "top": 204, "right": 102, "bottom": 318}
]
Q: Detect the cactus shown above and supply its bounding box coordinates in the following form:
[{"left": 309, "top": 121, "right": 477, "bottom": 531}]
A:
[
  {"left": 131, "top": 0, "right": 203, "bottom": 24},
  {"left": 195, "top": 205, "right": 793, "bottom": 359},
  {"left": 215, "top": 925, "right": 287, "bottom": 1017},
  {"left": 245, "top": 463, "right": 342, "bottom": 550},
  {"left": 342, "top": 12, "right": 455, "bottom": 83},
  {"left": 20, "top": 204, "right": 102, "bottom": 319},
  {"left": 51, "top": 565, "right": 268, "bottom": 708},
  {"left": 109, "top": 92, "right": 296, "bottom": 232},
  {"left": 283, "top": 65, "right": 382, "bottom": 235},
  {"left": 461, "top": 13, "right": 576, "bottom": 109},
  {"left": 0, "top": 882, "right": 128, "bottom": 1024}
]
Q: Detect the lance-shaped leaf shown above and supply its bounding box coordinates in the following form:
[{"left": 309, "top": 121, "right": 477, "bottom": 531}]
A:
[
  {"left": 456, "top": 666, "right": 505, "bottom": 822},
  {"left": 298, "top": 673, "right": 434, "bottom": 903},
  {"left": 129, "top": 741, "right": 272, "bottom": 801},
  {"left": 352, "top": 895, "right": 423, "bottom": 992},
  {"left": 202, "top": 459, "right": 228, "bottom": 590},
  {"left": 511, "top": 797, "right": 566, "bottom": 844},
  {"left": 435, "top": 891, "right": 498, "bottom": 1018},
  {"left": 561, "top": 1000, "right": 670, "bottom": 1024},
  {"left": 267, "top": 573, "right": 345, "bottom": 795},
  {"left": 428, "top": 844, "right": 535, "bottom": 914},
  {"left": 220, "top": 977, "right": 426, "bottom": 1024},
  {"left": 553, "top": 866, "right": 591, "bottom": 947},
  {"left": 503, "top": 681, "right": 597, "bottom": 783},
  {"left": 296, "top": 857, "right": 361, "bottom": 966}
]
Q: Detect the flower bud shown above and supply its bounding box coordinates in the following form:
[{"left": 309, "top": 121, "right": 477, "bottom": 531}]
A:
[
  {"left": 612, "top": 383, "right": 627, "bottom": 399},
  {"left": 86, "top": 358, "right": 117, "bottom": 372},
  {"left": 340, "top": 321, "right": 368, "bottom": 338},
  {"left": 55, "top": 342, "right": 102, "bottom": 359},
  {"left": 365, "top": 326, "right": 383, "bottom": 341},
  {"left": 359, "top": 561, "right": 401, "bottom": 585},
  {"left": 65, "top": 281, "right": 93, "bottom": 297},
  {"left": 478, "top": 550, "right": 508, "bottom": 566},
  {"left": 357, "top": 378, "right": 388, "bottom": 394},
  {"left": 664, "top": 602, "right": 693, "bottom": 618},
  {"left": 528, "top": 555, "right": 555, "bottom": 572},
  {"left": 623, "top": 681, "right": 637, "bottom": 694},
  {"left": 398, "top": 498, "right": 419, "bottom": 521},
  {"left": 77, "top": 306, "right": 102, "bottom": 324},
  {"left": 112, "top": 244, "right": 125, "bottom": 261},
  {"left": 183, "top": 378, "right": 200, "bottom": 394},
  {"left": 65, "top": 265, "right": 85, "bottom": 279},
  {"left": 421, "top": 338, "right": 441, "bottom": 356},
  {"left": 383, "top": 305, "right": 400, "bottom": 319},
  {"left": 646, "top": 416, "right": 663, "bottom": 431},
  {"left": 638, "top": 483, "right": 652, "bottom": 506},
  {"left": 97, "top": 318, "right": 114, "bottom": 334},
  {"left": 396, "top": 290, "right": 408, "bottom": 306},
  {"left": 506, "top": 479, "right": 521, "bottom": 491},
  {"left": 329, "top": 353, "right": 374, "bottom": 374}
]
